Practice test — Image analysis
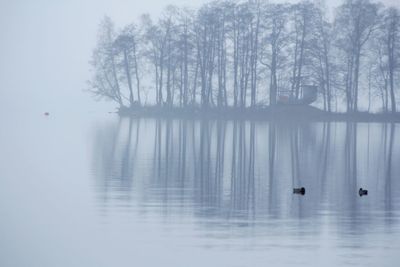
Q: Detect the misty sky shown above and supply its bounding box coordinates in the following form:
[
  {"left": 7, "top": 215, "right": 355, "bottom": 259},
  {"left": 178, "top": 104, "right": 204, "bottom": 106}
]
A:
[{"left": 1, "top": 0, "right": 399, "bottom": 117}]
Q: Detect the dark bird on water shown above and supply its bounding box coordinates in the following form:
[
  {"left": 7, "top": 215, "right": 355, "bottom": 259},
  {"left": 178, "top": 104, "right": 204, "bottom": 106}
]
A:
[
  {"left": 44, "top": 112, "right": 49, "bottom": 116},
  {"left": 293, "top": 187, "right": 305, "bottom": 195},
  {"left": 359, "top": 188, "right": 368, "bottom": 196}
]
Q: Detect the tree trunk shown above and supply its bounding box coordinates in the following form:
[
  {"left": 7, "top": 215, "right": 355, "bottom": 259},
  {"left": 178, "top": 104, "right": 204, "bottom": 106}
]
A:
[
  {"left": 353, "top": 46, "right": 361, "bottom": 112},
  {"left": 132, "top": 42, "right": 141, "bottom": 105},
  {"left": 123, "top": 50, "right": 134, "bottom": 107}
]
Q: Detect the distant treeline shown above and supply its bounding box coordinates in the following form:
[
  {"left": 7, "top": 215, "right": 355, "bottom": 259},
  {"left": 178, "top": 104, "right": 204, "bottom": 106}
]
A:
[{"left": 88, "top": 0, "right": 400, "bottom": 113}]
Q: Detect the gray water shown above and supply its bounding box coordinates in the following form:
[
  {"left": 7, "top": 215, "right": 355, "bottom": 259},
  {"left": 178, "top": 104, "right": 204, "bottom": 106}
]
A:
[{"left": 1, "top": 114, "right": 400, "bottom": 267}]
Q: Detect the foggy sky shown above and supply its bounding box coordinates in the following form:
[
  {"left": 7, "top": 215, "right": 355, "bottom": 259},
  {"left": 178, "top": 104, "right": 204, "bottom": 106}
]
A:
[{"left": 0, "top": 0, "right": 399, "bottom": 118}]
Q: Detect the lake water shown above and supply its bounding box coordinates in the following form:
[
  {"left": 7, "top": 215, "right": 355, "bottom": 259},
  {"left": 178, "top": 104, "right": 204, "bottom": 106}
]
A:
[{"left": 1, "top": 113, "right": 400, "bottom": 267}]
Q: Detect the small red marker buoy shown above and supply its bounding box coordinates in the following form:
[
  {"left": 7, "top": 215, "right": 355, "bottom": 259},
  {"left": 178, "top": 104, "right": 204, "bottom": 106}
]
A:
[{"left": 44, "top": 112, "right": 49, "bottom": 116}]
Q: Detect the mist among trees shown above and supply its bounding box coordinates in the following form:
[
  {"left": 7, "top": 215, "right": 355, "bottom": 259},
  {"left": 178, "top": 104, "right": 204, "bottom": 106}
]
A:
[{"left": 88, "top": 0, "right": 400, "bottom": 114}]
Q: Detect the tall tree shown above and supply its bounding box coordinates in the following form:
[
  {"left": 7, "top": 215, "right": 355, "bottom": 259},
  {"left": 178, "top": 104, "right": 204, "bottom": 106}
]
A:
[
  {"left": 260, "top": 3, "right": 290, "bottom": 106},
  {"left": 335, "top": 0, "right": 379, "bottom": 112},
  {"left": 384, "top": 7, "right": 399, "bottom": 113},
  {"left": 89, "top": 16, "right": 124, "bottom": 107},
  {"left": 309, "top": 1, "right": 333, "bottom": 112},
  {"left": 289, "top": 1, "right": 319, "bottom": 100},
  {"left": 114, "top": 24, "right": 142, "bottom": 107}
]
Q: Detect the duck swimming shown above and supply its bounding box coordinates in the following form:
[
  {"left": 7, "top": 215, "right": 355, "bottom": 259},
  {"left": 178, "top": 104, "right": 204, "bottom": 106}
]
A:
[
  {"left": 293, "top": 187, "right": 306, "bottom": 195},
  {"left": 359, "top": 188, "right": 368, "bottom": 196}
]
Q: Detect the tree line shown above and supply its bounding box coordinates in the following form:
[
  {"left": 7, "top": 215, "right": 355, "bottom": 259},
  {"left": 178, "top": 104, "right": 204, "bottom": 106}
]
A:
[{"left": 88, "top": 0, "right": 400, "bottom": 113}]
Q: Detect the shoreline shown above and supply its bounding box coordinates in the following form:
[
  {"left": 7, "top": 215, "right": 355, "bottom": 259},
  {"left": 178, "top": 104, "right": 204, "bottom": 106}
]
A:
[{"left": 118, "top": 106, "right": 400, "bottom": 122}]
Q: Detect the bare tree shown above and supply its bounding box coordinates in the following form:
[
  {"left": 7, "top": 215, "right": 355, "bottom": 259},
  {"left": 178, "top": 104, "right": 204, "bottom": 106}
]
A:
[
  {"left": 309, "top": 1, "right": 333, "bottom": 112},
  {"left": 114, "top": 24, "right": 142, "bottom": 107},
  {"left": 383, "top": 7, "right": 399, "bottom": 113},
  {"left": 89, "top": 0, "right": 397, "bottom": 114},
  {"left": 141, "top": 14, "right": 164, "bottom": 106},
  {"left": 260, "top": 3, "right": 290, "bottom": 106},
  {"left": 89, "top": 16, "right": 124, "bottom": 107},
  {"left": 335, "top": 0, "right": 379, "bottom": 112}
]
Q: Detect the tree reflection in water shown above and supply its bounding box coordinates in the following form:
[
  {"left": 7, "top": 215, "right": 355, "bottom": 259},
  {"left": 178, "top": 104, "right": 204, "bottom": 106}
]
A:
[{"left": 91, "top": 118, "right": 400, "bottom": 235}]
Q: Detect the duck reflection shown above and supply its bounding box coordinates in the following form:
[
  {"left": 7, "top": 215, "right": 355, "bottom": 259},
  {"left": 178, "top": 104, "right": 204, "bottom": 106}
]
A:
[{"left": 92, "top": 119, "right": 400, "bottom": 234}]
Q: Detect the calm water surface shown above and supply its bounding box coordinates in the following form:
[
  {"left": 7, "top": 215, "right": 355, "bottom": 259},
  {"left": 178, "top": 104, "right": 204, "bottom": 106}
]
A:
[{"left": 1, "top": 113, "right": 400, "bottom": 267}]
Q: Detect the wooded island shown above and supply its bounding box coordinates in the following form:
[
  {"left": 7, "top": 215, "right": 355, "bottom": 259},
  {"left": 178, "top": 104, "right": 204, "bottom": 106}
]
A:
[{"left": 88, "top": 0, "right": 400, "bottom": 120}]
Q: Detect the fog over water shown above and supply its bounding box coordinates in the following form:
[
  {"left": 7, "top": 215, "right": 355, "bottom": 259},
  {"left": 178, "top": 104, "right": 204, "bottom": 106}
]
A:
[
  {"left": 1, "top": 113, "right": 400, "bottom": 266},
  {"left": 1, "top": 1, "right": 400, "bottom": 267},
  {"left": 1, "top": 0, "right": 399, "bottom": 116},
  {"left": 0, "top": 0, "right": 210, "bottom": 117}
]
